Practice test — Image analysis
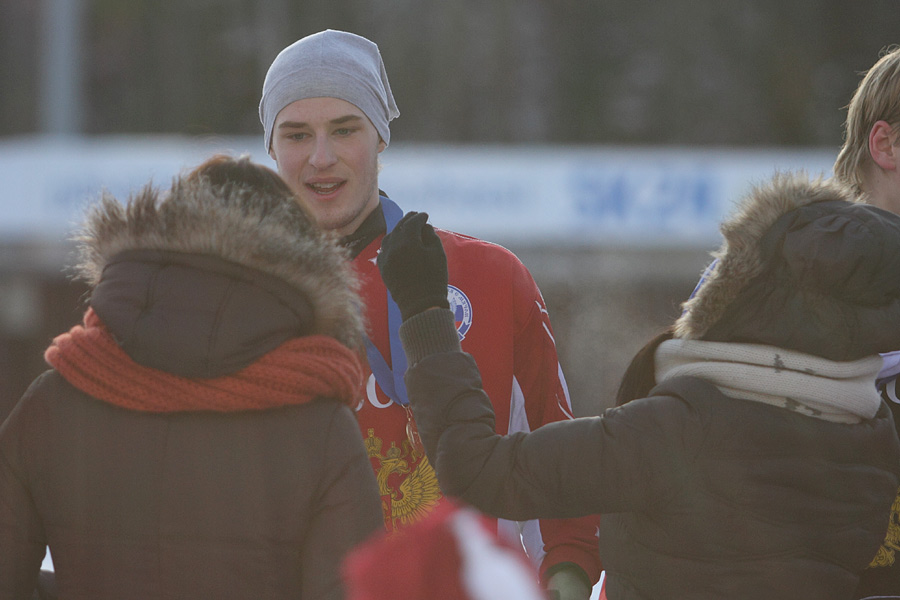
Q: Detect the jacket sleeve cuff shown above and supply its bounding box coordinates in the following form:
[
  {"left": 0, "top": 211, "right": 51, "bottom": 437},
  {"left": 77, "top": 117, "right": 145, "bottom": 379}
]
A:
[{"left": 399, "top": 308, "right": 461, "bottom": 366}]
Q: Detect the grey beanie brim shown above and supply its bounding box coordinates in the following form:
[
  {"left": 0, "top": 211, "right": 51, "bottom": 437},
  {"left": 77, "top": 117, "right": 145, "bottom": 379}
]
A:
[{"left": 259, "top": 30, "right": 399, "bottom": 151}]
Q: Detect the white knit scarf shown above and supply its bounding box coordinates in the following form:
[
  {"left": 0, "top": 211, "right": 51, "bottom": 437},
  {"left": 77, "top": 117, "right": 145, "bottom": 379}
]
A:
[{"left": 654, "top": 339, "right": 883, "bottom": 424}]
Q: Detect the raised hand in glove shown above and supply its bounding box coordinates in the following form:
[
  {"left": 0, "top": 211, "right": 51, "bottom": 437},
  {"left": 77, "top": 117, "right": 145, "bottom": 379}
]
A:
[{"left": 377, "top": 211, "right": 450, "bottom": 321}]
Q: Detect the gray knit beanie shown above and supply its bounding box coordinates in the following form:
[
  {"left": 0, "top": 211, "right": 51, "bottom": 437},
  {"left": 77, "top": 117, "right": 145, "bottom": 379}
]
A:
[{"left": 259, "top": 30, "right": 400, "bottom": 151}]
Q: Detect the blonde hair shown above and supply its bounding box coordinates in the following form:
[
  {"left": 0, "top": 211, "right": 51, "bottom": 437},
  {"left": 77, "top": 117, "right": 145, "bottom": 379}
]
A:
[{"left": 834, "top": 45, "right": 900, "bottom": 194}]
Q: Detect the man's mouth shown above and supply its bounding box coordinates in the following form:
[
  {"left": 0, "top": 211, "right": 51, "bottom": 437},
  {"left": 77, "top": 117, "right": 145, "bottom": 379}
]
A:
[{"left": 307, "top": 181, "right": 344, "bottom": 195}]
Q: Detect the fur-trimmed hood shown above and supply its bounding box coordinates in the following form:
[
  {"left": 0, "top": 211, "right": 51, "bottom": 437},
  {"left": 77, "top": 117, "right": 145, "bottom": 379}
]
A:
[
  {"left": 675, "top": 172, "right": 900, "bottom": 361},
  {"left": 72, "top": 174, "right": 364, "bottom": 377}
]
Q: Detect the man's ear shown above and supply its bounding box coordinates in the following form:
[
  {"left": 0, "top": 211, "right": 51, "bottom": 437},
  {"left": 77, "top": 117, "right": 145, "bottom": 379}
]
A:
[
  {"left": 377, "top": 138, "right": 387, "bottom": 154},
  {"left": 268, "top": 147, "right": 277, "bottom": 161},
  {"left": 869, "top": 120, "right": 899, "bottom": 171}
]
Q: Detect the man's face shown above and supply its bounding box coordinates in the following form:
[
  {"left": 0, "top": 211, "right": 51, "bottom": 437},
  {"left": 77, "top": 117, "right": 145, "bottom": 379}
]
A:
[{"left": 269, "top": 97, "right": 386, "bottom": 237}]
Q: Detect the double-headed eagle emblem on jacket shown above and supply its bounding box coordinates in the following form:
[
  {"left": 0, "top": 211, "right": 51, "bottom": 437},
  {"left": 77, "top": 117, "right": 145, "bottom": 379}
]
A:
[{"left": 364, "top": 428, "right": 442, "bottom": 530}]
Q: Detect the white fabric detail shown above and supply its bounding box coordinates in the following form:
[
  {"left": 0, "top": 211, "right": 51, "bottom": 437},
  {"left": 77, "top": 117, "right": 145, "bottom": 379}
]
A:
[
  {"left": 655, "top": 339, "right": 883, "bottom": 424},
  {"left": 558, "top": 362, "right": 575, "bottom": 418},
  {"left": 541, "top": 320, "right": 555, "bottom": 344},
  {"left": 885, "top": 378, "right": 900, "bottom": 405},
  {"left": 518, "top": 520, "right": 546, "bottom": 573},
  {"left": 453, "top": 508, "right": 545, "bottom": 600},
  {"left": 501, "top": 375, "right": 547, "bottom": 570},
  {"left": 508, "top": 375, "right": 530, "bottom": 434},
  {"left": 364, "top": 373, "right": 392, "bottom": 408}
]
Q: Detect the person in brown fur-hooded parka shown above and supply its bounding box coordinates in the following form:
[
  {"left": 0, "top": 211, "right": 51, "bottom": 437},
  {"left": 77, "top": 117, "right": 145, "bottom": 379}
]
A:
[
  {"left": 377, "top": 171, "right": 900, "bottom": 600},
  {"left": 0, "top": 154, "right": 383, "bottom": 600}
]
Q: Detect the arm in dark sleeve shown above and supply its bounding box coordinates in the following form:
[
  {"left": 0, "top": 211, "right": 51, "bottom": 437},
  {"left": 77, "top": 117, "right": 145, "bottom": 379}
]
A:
[{"left": 400, "top": 309, "right": 692, "bottom": 521}]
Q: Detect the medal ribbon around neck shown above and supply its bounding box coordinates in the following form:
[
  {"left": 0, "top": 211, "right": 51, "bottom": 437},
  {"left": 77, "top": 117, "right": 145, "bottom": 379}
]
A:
[{"left": 364, "top": 197, "right": 425, "bottom": 452}]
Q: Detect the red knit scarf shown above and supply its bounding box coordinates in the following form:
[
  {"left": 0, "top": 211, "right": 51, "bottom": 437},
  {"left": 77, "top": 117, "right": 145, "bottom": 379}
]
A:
[{"left": 45, "top": 308, "right": 364, "bottom": 412}]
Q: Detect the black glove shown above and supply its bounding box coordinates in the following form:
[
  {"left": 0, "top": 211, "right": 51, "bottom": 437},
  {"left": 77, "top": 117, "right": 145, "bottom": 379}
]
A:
[{"left": 378, "top": 211, "right": 450, "bottom": 321}]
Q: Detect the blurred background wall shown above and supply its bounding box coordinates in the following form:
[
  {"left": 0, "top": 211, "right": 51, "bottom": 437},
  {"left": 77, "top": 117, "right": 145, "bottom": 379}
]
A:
[{"left": 1, "top": 0, "right": 898, "bottom": 419}]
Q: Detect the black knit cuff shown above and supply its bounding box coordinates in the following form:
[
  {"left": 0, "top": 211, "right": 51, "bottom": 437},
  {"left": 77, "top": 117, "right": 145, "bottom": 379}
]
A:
[{"left": 398, "top": 308, "right": 461, "bottom": 366}]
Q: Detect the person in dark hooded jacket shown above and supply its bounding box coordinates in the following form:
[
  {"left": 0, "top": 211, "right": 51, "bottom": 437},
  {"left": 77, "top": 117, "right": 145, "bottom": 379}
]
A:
[
  {"left": 831, "top": 45, "right": 900, "bottom": 599},
  {"left": 376, "top": 172, "right": 900, "bottom": 600},
  {"left": 0, "top": 154, "right": 383, "bottom": 599}
]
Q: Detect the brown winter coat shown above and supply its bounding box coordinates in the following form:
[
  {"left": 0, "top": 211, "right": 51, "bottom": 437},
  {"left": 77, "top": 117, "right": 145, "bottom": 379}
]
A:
[{"left": 0, "top": 173, "right": 382, "bottom": 599}]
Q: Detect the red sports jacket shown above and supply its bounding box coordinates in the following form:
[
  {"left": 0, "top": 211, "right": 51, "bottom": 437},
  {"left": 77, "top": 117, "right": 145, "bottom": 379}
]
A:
[{"left": 352, "top": 219, "right": 601, "bottom": 585}]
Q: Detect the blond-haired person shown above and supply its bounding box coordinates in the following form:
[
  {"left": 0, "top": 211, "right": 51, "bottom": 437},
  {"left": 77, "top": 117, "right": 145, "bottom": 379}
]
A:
[{"left": 834, "top": 45, "right": 900, "bottom": 600}]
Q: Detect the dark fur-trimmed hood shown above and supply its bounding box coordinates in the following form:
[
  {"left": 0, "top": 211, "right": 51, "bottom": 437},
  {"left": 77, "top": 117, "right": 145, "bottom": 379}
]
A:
[
  {"left": 72, "top": 174, "right": 364, "bottom": 371},
  {"left": 675, "top": 172, "right": 900, "bottom": 361}
]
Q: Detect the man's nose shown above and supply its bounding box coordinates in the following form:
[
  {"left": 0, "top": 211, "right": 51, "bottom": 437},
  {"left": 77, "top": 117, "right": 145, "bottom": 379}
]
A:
[{"left": 310, "top": 137, "right": 338, "bottom": 169}]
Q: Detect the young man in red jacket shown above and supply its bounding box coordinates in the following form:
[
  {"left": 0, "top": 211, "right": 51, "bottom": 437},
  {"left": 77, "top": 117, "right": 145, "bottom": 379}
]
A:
[{"left": 259, "top": 29, "right": 602, "bottom": 600}]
